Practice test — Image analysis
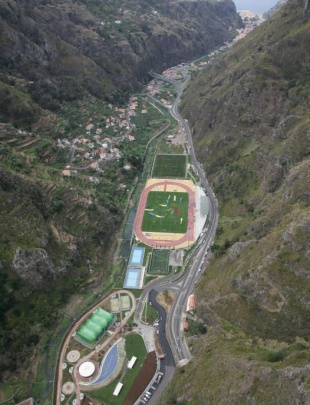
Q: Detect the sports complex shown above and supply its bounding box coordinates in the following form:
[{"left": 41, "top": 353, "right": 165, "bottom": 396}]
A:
[
  {"left": 133, "top": 178, "right": 208, "bottom": 249},
  {"left": 123, "top": 154, "right": 210, "bottom": 289}
]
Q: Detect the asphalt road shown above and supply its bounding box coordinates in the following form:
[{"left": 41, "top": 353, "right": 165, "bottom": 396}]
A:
[
  {"left": 136, "top": 72, "right": 219, "bottom": 404},
  {"left": 149, "top": 289, "right": 175, "bottom": 368}
]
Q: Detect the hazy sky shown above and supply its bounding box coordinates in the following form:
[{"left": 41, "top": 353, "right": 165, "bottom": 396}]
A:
[{"left": 233, "top": 0, "right": 280, "bottom": 13}]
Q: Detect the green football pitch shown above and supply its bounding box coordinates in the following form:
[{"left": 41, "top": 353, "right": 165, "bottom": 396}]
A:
[
  {"left": 141, "top": 191, "right": 188, "bottom": 233},
  {"left": 152, "top": 154, "right": 187, "bottom": 178},
  {"left": 149, "top": 250, "right": 170, "bottom": 274}
]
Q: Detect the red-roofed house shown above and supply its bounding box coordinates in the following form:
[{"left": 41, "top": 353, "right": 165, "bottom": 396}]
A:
[
  {"left": 62, "top": 169, "right": 71, "bottom": 176},
  {"left": 186, "top": 294, "right": 196, "bottom": 313},
  {"left": 183, "top": 321, "right": 189, "bottom": 331}
]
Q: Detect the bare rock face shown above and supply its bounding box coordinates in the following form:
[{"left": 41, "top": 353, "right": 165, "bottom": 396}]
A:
[
  {"left": 12, "top": 247, "right": 62, "bottom": 289},
  {"left": 228, "top": 240, "right": 257, "bottom": 258}
]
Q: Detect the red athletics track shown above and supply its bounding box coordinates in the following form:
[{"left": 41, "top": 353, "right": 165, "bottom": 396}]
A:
[{"left": 133, "top": 180, "right": 195, "bottom": 248}]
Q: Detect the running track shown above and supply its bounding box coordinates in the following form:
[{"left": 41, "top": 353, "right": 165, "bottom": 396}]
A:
[{"left": 133, "top": 180, "right": 195, "bottom": 248}]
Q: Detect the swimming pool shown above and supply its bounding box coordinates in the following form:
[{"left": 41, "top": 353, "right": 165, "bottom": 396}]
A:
[{"left": 123, "top": 268, "right": 142, "bottom": 289}]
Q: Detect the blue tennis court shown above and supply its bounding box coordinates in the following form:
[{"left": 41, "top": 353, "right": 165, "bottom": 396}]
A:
[
  {"left": 123, "top": 268, "right": 142, "bottom": 289},
  {"left": 89, "top": 342, "right": 119, "bottom": 385},
  {"left": 128, "top": 247, "right": 145, "bottom": 267}
]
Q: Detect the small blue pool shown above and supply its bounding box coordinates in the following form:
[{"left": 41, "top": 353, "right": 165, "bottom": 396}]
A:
[
  {"left": 128, "top": 247, "right": 145, "bottom": 266},
  {"left": 123, "top": 268, "right": 142, "bottom": 289}
]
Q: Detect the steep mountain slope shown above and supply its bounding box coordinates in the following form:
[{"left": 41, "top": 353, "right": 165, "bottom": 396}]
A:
[
  {"left": 0, "top": 0, "right": 243, "bottom": 390},
  {"left": 159, "top": 0, "right": 310, "bottom": 403},
  {"left": 263, "top": 0, "right": 288, "bottom": 18},
  {"left": 0, "top": 0, "right": 242, "bottom": 120}
]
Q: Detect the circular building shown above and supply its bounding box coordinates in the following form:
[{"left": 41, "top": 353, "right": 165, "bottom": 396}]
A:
[
  {"left": 67, "top": 350, "right": 80, "bottom": 363},
  {"left": 79, "top": 361, "right": 95, "bottom": 378},
  {"left": 62, "top": 381, "right": 75, "bottom": 395}
]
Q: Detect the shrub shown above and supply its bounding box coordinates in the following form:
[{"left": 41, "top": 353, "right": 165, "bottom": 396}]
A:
[{"left": 266, "top": 349, "right": 285, "bottom": 362}]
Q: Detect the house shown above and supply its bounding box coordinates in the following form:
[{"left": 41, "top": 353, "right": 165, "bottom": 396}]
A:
[
  {"left": 86, "top": 123, "right": 94, "bottom": 131},
  {"left": 183, "top": 321, "right": 189, "bottom": 331},
  {"left": 186, "top": 294, "right": 196, "bottom": 313},
  {"left": 62, "top": 169, "right": 71, "bottom": 176}
]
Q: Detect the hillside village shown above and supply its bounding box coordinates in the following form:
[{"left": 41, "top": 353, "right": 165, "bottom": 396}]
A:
[{"left": 60, "top": 11, "right": 264, "bottom": 182}]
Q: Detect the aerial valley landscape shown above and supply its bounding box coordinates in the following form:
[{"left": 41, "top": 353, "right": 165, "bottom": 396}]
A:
[{"left": 0, "top": 0, "right": 309, "bottom": 404}]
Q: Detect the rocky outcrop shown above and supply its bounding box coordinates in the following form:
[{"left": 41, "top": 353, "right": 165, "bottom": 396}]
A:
[
  {"left": 12, "top": 247, "right": 64, "bottom": 289},
  {"left": 263, "top": 0, "right": 288, "bottom": 18}
]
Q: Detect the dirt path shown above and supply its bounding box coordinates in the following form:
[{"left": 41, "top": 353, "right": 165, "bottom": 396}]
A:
[{"left": 156, "top": 290, "right": 174, "bottom": 314}]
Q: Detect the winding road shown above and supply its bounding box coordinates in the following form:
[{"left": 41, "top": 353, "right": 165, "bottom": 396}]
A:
[
  {"left": 54, "top": 67, "right": 218, "bottom": 405},
  {"left": 134, "top": 71, "right": 219, "bottom": 404}
]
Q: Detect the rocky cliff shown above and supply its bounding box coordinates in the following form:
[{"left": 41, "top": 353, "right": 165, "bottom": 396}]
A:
[
  {"left": 159, "top": 0, "right": 310, "bottom": 403},
  {"left": 263, "top": 0, "right": 288, "bottom": 18}
]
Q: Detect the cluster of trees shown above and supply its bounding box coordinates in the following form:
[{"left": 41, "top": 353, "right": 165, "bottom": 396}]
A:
[{"left": 185, "top": 319, "right": 207, "bottom": 336}]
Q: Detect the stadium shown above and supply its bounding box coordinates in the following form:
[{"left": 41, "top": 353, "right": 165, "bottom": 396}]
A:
[{"left": 133, "top": 178, "right": 209, "bottom": 249}]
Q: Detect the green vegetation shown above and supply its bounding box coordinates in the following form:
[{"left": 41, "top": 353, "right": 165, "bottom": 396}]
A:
[
  {"left": 142, "top": 302, "right": 159, "bottom": 324},
  {"left": 141, "top": 191, "right": 188, "bottom": 233},
  {"left": 152, "top": 154, "right": 187, "bottom": 178},
  {"left": 0, "top": 0, "right": 243, "bottom": 397},
  {"left": 185, "top": 319, "right": 207, "bottom": 336},
  {"left": 266, "top": 349, "right": 286, "bottom": 363},
  {"left": 160, "top": 1, "right": 310, "bottom": 404}
]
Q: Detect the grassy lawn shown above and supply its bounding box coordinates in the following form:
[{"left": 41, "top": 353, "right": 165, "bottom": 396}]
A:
[
  {"left": 152, "top": 154, "right": 187, "bottom": 178},
  {"left": 142, "top": 191, "right": 188, "bottom": 233},
  {"left": 88, "top": 334, "right": 147, "bottom": 405},
  {"left": 141, "top": 301, "right": 159, "bottom": 323}
]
